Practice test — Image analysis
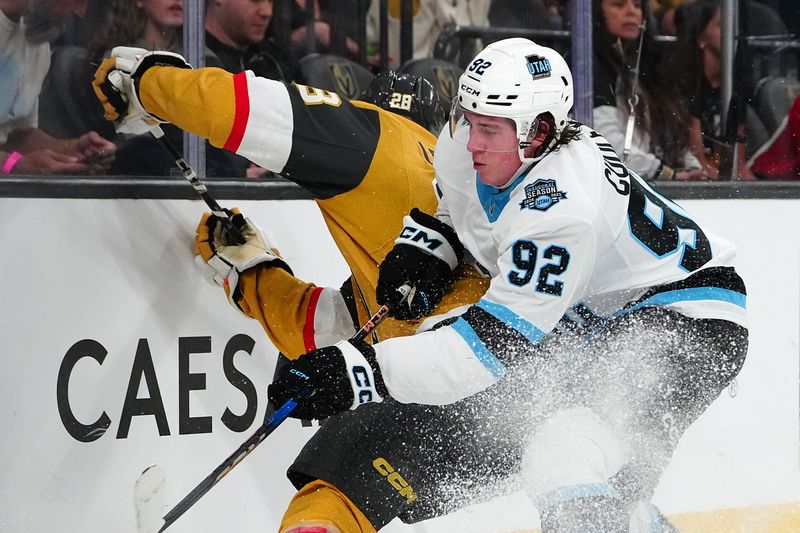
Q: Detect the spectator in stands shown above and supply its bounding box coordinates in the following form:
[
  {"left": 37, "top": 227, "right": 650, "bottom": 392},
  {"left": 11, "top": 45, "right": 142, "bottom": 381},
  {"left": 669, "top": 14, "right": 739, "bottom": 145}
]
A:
[
  {"left": 651, "top": 0, "right": 691, "bottom": 35},
  {"left": 206, "top": 0, "right": 301, "bottom": 83},
  {"left": 592, "top": 0, "right": 703, "bottom": 181},
  {"left": 51, "top": 0, "right": 107, "bottom": 48},
  {"left": 491, "top": 0, "right": 565, "bottom": 30},
  {"left": 279, "top": 0, "right": 360, "bottom": 59},
  {"left": 782, "top": 1, "right": 800, "bottom": 40},
  {"left": 365, "top": 0, "right": 491, "bottom": 69},
  {"left": 93, "top": 0, "right": 183, "bottom": 52},
  {"left": 543, "top": 0, "right": 567, "bottom": 25},
  {"left": 87, "top": 0, "right": 254, "bottom": 177},
  {"left": 206, "top": 0, "right": 303, "bottom": 178},
  {"left": 750, "top": 94, "right": 800, "bottom": 179},
  {"left": 665, "top": 0, "right": 756, "bottom": 179},
  {"left": 0, "top": 0, "right": 116, "bottom": 175},
  {"left": 36, "top": 0, "right": 122, "bottom": 141},
  {"left": 488, "top": 0, "right": 562, "bottom": 34}
]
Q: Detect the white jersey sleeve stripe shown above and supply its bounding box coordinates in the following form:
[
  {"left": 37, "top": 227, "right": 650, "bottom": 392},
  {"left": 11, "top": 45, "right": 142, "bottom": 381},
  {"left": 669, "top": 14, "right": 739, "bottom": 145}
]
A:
[
  {"left": 235, "top": 73, "right": 294, "bottom": 172},
  {"left": 450, "top": 318, "right": 507, "bottom": 379},
  {"left": 308, "top": 288, "right": 359, "bottom": 350}
]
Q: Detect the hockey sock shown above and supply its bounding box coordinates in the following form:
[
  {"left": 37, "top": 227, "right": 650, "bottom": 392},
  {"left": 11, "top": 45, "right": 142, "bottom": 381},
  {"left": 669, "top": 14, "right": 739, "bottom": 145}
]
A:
[
  {"left": 280, "top": 479, "right": 377, "bottom": 533},
  {"left": 538, "top": 483, "right": 628, "bottom": 533},
  {"left": 610, "top": 461, "right": 680, "bottom": 532},
  {"left": 628, "top": 501, "right": 681, "bottom": 533}
]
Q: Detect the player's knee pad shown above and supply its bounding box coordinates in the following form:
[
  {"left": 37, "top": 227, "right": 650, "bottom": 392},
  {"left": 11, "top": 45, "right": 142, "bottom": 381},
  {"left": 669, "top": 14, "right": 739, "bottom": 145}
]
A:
[
  {"left": 522, "top": 406, "right": 630, "bottom": 499},
  {"left": 537, "top": 485, "right": 628, "bottom": 533}
]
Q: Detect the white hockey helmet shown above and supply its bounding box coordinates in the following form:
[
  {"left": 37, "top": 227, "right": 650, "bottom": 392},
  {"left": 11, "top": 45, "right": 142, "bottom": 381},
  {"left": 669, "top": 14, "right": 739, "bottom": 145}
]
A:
[{"left": 450, "top": 38, "right": 573, "bottom": 162}]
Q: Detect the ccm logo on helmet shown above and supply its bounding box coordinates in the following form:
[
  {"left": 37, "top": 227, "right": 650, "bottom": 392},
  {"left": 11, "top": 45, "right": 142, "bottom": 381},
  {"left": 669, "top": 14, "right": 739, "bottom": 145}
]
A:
[
  {"left": 460, "top": 84, "right": 480, "bottom": 96},
  {"left": 399, "top": 226, "right": 443, "bottom": 251},
  {"left": 373, "top": 457, "right": 417, "bottom": 504}
]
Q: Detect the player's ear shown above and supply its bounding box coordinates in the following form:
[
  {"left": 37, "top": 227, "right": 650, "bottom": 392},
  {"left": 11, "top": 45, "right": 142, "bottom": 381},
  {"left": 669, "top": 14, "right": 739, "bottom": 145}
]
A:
[
  {"left": 533, "top": 117, "right": 552, "bottom": 142},
  {"left": 523, "top": 117, "right": 553, "bottom": 157}
]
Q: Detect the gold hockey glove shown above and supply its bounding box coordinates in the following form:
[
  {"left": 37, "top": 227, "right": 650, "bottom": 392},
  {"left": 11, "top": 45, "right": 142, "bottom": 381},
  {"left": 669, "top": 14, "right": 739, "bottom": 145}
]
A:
[
  {"left": 92, "top": 46, "right": 190, "bottom": 135},
  {"left": 195, "top": 209, "right": 292, "bottom": 312}
]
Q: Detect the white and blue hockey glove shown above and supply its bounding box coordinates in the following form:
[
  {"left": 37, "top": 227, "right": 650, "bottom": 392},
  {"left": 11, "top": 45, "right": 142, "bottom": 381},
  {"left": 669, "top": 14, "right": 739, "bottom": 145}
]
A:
[
  {"left": 92, "top": 46, "right": 191, "bottom": 135},
  {"left": 267, "top": 340, "right": 386, "bottom": 420},
  {"left": 377, "top": 208, "right": 464, "bottom": 320}
]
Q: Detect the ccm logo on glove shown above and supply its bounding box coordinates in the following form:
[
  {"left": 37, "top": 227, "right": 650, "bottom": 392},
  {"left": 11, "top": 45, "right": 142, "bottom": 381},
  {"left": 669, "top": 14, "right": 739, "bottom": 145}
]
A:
[
  {"left": 352, "top": 365, "right": 377, "bottom": 405},
  {"left": 394, "top": 209, "right": 461, "bottom": 268},
  {"left": 341, "top": 345, "right": 384, "bottom": 409},
  {"left": 267, "top": 339, "right": 387, "bottom": 420},
  {"left": 289, "top": 368, "right": 311, "bottom": 382},
  {"left": 398, "top": 226, "right": 444, "bottom": 252},
  {"left": 376, "top": 208, "right": 465, "bottom": 320}
]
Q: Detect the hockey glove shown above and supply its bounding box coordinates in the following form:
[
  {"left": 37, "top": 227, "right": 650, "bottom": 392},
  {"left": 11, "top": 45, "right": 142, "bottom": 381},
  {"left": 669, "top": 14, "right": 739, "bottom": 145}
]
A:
[
  {"left": 377, "top": 208, "right": 464, "bottom": 320},
  {"left": 194, "top": 209, "right": 292, "bottom": 312},
  {"left": 267, "top": 340, "right": 386, "bottom": 420},
  {"left": 92, "top": 46, "right": 191, "bottom": 135}
]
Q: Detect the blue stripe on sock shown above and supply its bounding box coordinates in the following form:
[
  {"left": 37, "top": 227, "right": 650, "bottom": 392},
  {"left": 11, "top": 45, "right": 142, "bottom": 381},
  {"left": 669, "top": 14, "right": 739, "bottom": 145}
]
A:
[{"left": 536, "top": 483, "right": 622, "bottom": 510}]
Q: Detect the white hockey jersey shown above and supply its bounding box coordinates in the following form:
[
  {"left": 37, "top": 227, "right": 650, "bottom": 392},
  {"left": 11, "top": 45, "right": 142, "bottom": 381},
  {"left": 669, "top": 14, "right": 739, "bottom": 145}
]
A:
[{"left": 373, "top": 125, "right": 747, "bottom": 405}]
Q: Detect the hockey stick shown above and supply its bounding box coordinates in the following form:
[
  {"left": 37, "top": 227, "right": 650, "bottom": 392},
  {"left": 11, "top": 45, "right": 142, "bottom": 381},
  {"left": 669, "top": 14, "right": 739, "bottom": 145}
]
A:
[
  {"left": 150, "top": 126, "right": 246, "bottom": 245},
  {"left": 134, "top": 283, "right": 411, "bottom": 533}
]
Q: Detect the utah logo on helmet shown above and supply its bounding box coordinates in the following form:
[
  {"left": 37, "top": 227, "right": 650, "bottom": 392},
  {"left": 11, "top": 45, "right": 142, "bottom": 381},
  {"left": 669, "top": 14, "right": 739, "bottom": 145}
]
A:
[{"left": 525, "top": 54, "right": 552, "bottom": 80}]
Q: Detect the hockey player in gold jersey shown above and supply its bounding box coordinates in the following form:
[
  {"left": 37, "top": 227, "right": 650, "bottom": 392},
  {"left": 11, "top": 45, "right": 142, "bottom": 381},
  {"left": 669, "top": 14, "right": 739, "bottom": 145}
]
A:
[
  {"left": 93, "top": 48, "right": 487, "bottom": 357},
  {"left": 93, "top": 47, "right": 487, "bottom": 532}
]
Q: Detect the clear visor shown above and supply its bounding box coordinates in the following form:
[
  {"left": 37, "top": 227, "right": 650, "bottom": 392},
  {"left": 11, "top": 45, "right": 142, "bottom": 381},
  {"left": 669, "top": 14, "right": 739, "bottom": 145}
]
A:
[{"left": 448, "top": 98, "right": 538, "bottom": 153}]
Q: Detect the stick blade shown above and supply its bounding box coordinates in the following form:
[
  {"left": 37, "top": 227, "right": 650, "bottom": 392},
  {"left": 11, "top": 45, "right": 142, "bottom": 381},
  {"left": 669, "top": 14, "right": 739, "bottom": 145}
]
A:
[{"left": 134, "top": 464, "right": 167, "bottom": 533}]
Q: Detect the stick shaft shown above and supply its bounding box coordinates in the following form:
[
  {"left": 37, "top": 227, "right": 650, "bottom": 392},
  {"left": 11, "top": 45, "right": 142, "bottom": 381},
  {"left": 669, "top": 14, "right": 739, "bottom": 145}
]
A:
[
  {"left": 155, "top": 284, "right": 410, "bottom": 531},
  {"left": 158, "top": 395, "right": 307, "bottom": 531},
  {"left": 151, "top": 127, "right": 245, "bottom": 243}
]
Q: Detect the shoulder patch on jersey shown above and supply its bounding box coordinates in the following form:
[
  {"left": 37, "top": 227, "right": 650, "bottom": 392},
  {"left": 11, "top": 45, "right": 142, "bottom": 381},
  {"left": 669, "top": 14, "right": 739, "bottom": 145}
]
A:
[{"left": 519, "top": 179, "right": 567, "bottom": 211}]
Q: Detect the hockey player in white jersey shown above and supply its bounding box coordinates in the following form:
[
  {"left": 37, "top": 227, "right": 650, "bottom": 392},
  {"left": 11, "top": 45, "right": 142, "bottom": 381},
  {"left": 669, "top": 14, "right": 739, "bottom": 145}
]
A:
[{"left": 269, "top": 38, "right": 748, "bottom": 533}]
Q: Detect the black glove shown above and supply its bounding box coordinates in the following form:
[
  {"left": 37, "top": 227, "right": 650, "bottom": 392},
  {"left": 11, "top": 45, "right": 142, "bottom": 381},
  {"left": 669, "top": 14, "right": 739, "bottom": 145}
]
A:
[
  {"left": 267, "top": 339, "right": 386, "bottom": 420},
  {"left": 377, "top": 208, "right": 464, "bottom": 320}
]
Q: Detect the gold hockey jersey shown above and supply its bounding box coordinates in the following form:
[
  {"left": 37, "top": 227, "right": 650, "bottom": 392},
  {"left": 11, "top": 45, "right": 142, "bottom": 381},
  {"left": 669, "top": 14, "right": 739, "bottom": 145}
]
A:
[{"left": 138, "top": 66, "right": 487, "bottom": 357}]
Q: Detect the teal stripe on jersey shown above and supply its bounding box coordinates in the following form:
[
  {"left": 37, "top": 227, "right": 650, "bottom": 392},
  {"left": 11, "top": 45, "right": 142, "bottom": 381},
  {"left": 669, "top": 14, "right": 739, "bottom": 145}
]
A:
[
  {"left": 476, "top": 299, "right": 546, "bottom": 344},
  {"left": 451, "top": 318, "right": 507, "bottom": 379},
  {"left": 619, "top": 287, "right": 746, "bottom": 317}
]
